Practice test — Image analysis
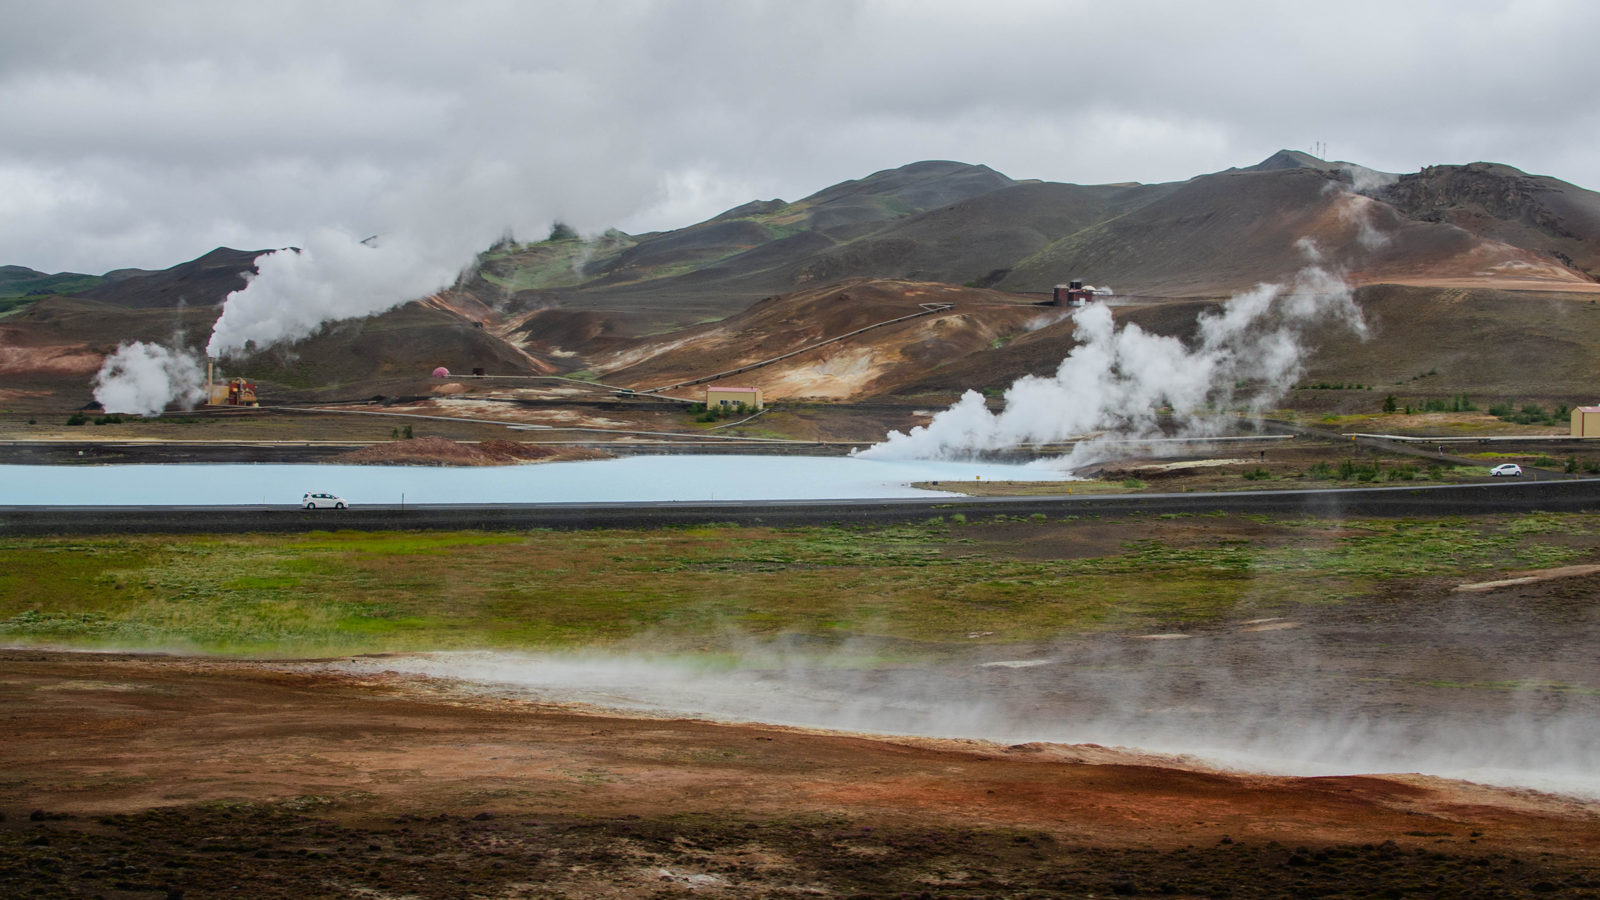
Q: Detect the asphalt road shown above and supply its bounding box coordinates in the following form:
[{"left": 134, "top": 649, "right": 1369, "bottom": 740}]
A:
[{"left": 3, "top": 478, "right": 1597, "bottom": 535}]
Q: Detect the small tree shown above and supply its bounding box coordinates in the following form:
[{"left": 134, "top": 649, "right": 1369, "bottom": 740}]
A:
[{"left": 1382, "top": 394, "right": 1398, "bottom": 413}]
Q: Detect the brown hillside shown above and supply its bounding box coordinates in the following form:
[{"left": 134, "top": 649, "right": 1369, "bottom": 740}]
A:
[
  {"left": 1380, "top": 162, "right": 1600, "bottom": 280},
  {"left": 0, "top": 297, "right": 224, "bottom": 407},
  {"left": 1297, "top": 285, "right": 1600, "bottom": 402},
  {"left": 71, "top": 246, "right": 267, "bottom": 309},
  {"left": 1002, "top": 166, "right": 1597, "bottom": 297},
  {"left": 593, "top": 280, "right": 1048, "bottom": 400},
  {"left": 0, "top": 288, "right": 560, "bottom": 408},
  {"left": 235, "top": 301, "right": 558, "bottom": 400},
  {"left": 572, "top": 273, "right": 1600, "bottom": 408}
]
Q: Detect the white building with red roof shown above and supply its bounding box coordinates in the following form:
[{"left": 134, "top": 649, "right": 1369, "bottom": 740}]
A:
[{"left": 706, "top": 384, "right": 763, "bottom": 410}]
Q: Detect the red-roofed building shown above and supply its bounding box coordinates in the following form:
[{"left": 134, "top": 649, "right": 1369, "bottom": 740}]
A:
[
  {"left": 1052, "top": 280, "right": 1095, "bottom": 307},
  {"left": 707, "top": 384, "right": 763, "bottom": 410}
]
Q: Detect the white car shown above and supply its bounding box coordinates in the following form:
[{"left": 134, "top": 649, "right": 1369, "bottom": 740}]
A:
[
  {"left": 1489, "top": 463, "right": 1523, "bottom": 477},
  {"left": 302, "top": 492, "right": 349, "bottom": 509}
]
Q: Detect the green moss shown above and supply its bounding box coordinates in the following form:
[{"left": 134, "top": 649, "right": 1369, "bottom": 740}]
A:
[{"left": 1, "top": 514, "right": 1594, "bottom": 656}]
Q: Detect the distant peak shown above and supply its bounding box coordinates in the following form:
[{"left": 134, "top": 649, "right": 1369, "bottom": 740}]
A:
[
  {"left": 894, "top": 160, "right": 997, "bottom": 175},
  {"left": 1246, "top": 149, "right": 1330, "bottom": 172}
]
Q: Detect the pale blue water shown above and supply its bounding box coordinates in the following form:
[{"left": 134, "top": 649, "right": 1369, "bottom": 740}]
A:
[{"left": 0, "top": 456, "right": 1065, "bottom": 506}]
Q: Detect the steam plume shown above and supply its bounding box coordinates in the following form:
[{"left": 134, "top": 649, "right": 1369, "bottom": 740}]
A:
[
  {"left": 92, "top": 341, "right": 207, "bottom": 416},
  {"left": 861, "top": 260, "right": 1364, "bottom": 463},
  {"left": 207, "top": 228, "right": 470, "bottom": 358}
]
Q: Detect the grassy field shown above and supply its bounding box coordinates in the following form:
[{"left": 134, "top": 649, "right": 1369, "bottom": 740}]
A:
[{"left": 2, "top": 511, "right": 1595, "bottom": 657}]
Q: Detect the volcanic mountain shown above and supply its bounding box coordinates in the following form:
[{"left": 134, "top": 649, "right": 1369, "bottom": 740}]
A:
[
  {"left": 474, "top": 150, "right": 1598, "bottom": 329},
  {"left": 3, "top": 152, "right": 1598, "bottom": 410}
]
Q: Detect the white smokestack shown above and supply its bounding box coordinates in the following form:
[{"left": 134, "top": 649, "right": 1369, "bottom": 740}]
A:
[
  {"left": 860, "top": 261, "right": 1364, "bottom": 462},
  {"left": 92, "top": 341, "right": 208, "bottom": 417}
]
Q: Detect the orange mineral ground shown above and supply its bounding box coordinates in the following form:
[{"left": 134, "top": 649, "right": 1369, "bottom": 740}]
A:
[{"left": 4, "top": 648, "right": 1600, "bottom": 898}]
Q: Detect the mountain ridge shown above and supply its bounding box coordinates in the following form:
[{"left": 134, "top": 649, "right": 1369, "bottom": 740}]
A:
[{"left": 4, "top": 152, "right": 1599, "bottom": 411}]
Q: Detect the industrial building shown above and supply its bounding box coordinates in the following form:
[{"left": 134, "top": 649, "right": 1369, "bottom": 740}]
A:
[
  {"left": 707, "top": 384, "right": 763, "bottom": 410},
  {"left": 1053, "top": 280, "right": 1095, "bottom": 307},
  {"left": 204, "top": 360, "right": 258, "bottom": 407},
  {"left": 1573, "top": 406, "right": 1600, "bottom": 437}
]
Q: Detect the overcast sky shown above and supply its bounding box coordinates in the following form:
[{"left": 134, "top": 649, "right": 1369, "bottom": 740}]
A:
[{"left": 5, "top": 0, "right": 1598, "bottom": 275}]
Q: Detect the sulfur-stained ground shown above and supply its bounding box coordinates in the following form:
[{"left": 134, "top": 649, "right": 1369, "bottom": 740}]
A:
[{"left": 5, "top": 640, "right": 1600, "bottom": 898}]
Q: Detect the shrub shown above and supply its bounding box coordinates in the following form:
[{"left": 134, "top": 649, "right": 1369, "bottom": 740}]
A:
[
  {"left": 1241, "top": 467, "right": 1271, "bottom": 481},
  {"left": 1488, "top": 402, "right": 1567, "bottom": 427},
  {"left": 1306, "top": 461, "right": 1333, "bottom": 479},
  {"left": 65, "top": 413, "right": 88, "bottom": 426}
]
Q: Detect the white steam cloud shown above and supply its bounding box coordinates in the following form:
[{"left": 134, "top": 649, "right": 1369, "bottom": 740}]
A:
[
  {"left": 861, "top": 259, "right": 1364, "bottom": 464},
  {"left": 206, "top": 228, "right": 471, "bottom": 358},
  {"left": 333, "top": 641, "right": 1600, "bottom": 798},
  {"left": 1340, "top": 163, "right": 1400, "bottom": 195},
  {"left": 95, "top": 156, "right": 562, "bottom": 403},
  {"left": 92, "top": 341, "right": 207, "bottom": 417}
]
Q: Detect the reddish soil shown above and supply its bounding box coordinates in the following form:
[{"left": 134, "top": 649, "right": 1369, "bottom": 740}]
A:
[
  {"left": 5, "top": 650, "right": 1600, "bottom": 898},
  {"left": 333, "top": 436, "right": 611, "bottom": 466},
  {"left": 592, "top": 279, "right": 1045, "bottom": 400}
]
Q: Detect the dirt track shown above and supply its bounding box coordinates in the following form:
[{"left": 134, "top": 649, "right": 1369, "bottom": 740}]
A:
[{"left": 6, "top": 649, "right": 1600, "bottom": 898}]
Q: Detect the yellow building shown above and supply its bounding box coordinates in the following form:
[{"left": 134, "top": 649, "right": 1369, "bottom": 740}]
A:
[
  {"left": 1573, "top": 406, "right": 1600, "bottom": 437},
  {"left": 706, "top": 384, "right": 763, "bottom": 410}
]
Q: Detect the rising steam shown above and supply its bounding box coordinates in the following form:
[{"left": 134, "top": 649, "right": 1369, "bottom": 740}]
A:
[
  {"left": 206, "top": 228, "right": 470, "bottom": 358},
  {"left": 860, "top": 257, "right": 1364, "bottom": 464},
  {"left": 92, "top": 341, "right": 207, "bottom": 416},
  {"left": 90, "top": 225, "right": 486, "bottom": 411}
]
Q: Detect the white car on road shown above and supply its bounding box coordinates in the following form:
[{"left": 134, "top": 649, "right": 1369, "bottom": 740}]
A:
[
  {"left": 302, "top": 492, "right": 349, "bottom": 509},
  {"left": 1489, "top": 463, "right": 1523, "bottom": 477}
]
